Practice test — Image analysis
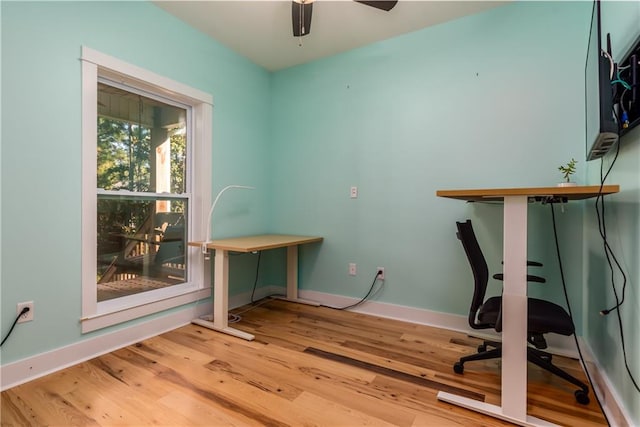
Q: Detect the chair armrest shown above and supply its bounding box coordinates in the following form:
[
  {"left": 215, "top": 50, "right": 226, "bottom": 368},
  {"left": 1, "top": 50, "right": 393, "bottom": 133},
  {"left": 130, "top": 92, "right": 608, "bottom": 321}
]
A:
[{"left": 493, "top": 273, "right": 546, "bottom": 283}]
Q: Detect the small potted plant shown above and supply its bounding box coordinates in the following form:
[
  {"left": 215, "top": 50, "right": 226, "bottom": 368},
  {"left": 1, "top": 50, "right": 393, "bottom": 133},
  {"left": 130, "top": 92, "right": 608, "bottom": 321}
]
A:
[{"left": 558, "top": 158, "right": 578, "bottom": 187}]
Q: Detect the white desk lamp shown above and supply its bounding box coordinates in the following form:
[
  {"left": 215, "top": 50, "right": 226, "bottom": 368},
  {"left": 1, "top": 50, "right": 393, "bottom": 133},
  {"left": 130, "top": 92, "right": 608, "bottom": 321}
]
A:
[{"left": 202, "top": 185, "right": 255, "bottom": 256}]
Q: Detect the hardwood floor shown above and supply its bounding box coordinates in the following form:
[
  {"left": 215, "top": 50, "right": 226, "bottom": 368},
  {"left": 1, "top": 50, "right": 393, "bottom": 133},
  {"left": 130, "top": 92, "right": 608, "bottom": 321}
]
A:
[{"left": 1, "top": 299, "right": 607, "bottom": 426}]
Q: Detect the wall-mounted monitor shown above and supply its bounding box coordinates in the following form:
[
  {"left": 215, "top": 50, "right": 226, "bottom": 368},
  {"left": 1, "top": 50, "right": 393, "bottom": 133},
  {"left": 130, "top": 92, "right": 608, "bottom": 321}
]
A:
[
  {"left": 586, "top": 0, "right": 640, "bottom": 161},
  {"left": 585, "top": 0, "right": 618, "bottom": 161}
]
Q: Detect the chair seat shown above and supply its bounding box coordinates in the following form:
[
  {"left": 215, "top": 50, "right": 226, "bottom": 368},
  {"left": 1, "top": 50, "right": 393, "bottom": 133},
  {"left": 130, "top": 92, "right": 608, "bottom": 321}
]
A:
[{"left": 478, "top": 296, "right": 574, "bottom": 336}]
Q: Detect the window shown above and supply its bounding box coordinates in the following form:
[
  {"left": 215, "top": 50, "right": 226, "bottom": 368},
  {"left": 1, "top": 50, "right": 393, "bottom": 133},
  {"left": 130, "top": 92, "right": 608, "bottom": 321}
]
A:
[
  {"left": 96, "top": 83, "right": 189, "bottom": 301},
  {"left": 81, "top": 47, "right": 212, "bottom": 332}
]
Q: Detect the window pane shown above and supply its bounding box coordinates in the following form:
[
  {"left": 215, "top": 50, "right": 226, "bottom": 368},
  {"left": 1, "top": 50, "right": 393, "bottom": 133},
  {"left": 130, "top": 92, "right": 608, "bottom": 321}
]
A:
[
  {"left": 96, "top": 195, "right": 188, "bottom": 302},
  {"left": 97, "top": 82, "right": 187, "bottom": 194}
]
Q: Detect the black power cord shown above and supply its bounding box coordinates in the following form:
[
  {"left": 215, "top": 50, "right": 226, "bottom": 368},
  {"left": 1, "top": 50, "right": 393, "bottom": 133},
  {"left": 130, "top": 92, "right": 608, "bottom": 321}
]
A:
[
  {"left": 549, "top": 203, "right": 609, "bottom": 425},
  {"left": 250, "top": 250, "right": 262, "bottom": 304},
  {"left": 323, "top": 269, "right": 384, "bottom": 311},
  {"left": 1, "top": 307, "right": 30, "bottom": 347},
  {"left": 228, "top": 250, "right": 264, "bottom": 324},
  {"left": 229, "top": 250, "right": 288, "bottom": 324},
  {"left": 595, "top": 142, "right": 628, "bottom": 316},
  {"left": 593, "top": 143, "right": 640, "bottom": 394},
  {"left": 247, "top": 250, "right": 288, "bottom": 304}
]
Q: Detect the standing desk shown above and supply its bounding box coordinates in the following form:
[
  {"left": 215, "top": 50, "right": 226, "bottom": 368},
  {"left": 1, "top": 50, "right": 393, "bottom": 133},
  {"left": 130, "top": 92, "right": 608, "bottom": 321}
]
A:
[
  {"left": 436, "top": 185, "right": 619, "bottom": 427},
  {"left": 188, "top": 234, "right": 323, "bottom": 341}
]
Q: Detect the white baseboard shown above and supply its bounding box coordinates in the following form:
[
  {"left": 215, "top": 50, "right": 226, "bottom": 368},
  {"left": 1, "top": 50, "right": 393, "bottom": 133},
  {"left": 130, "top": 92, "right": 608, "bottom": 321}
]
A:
[
  {"left": 300, "top": 288, "right": 469, "bottom": 328},
  {"left": 0, "top": 285, "right": 282, "bottom": 391},
  {"left": 229, "top": 285, "right": 284, "bottom": 309},
  {"left": 0, "top": 301, "right": 211, "bottom": 391},
  {"left": 577, "top": 340, "right": 634, "bottom": 427},
  {"left": 298, "top": 289, "right": 578, "bottom": 355}
]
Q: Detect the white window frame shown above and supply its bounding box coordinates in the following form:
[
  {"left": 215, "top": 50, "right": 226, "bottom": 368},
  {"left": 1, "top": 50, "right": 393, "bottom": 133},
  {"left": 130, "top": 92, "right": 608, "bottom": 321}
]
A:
[{"left": 81, "top": 47, "right": 212, "bottom": 333}]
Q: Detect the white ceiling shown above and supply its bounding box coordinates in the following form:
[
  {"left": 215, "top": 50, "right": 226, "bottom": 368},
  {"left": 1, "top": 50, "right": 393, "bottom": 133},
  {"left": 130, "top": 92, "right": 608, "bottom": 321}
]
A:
[{"left": 153, "top": 0, "right": 508, "bottom": 71}]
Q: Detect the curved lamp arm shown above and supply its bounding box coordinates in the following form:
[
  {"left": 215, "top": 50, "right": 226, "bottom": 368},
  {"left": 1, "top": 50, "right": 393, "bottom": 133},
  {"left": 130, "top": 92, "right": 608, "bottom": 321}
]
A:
[{"left": 202, "top": 185, "right": 255, "bottom": 254}]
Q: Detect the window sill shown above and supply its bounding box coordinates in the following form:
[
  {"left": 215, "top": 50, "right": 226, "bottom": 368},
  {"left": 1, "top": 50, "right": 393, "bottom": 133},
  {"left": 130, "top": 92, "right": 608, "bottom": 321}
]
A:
[{"left": 81, "top": 286, "right": 211, "bottom": 333}]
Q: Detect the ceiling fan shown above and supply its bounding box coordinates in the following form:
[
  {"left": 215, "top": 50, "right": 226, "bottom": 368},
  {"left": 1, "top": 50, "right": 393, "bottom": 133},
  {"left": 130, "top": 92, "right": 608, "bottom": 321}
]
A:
[{"left": 292, "top": 0, "right": 398, "bottom": 37}]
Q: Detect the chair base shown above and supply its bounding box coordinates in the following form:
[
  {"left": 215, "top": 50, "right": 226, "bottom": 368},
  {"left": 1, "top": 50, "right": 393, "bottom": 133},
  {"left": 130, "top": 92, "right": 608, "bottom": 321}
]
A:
[{"left": 454, "top": 340, "right": 590, "bottom": 405}]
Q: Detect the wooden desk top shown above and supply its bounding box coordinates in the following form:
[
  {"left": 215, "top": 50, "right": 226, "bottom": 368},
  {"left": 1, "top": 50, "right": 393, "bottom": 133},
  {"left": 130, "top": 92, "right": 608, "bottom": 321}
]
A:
[
  {"left": 436, "top": 185, "right": 619, "bottom": 203},
  {"left": 189, "top": 234, "right": 323, "bottom": 252}
]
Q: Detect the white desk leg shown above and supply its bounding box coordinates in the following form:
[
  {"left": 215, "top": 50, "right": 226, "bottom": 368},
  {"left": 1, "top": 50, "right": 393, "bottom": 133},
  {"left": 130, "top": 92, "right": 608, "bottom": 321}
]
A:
[
  {"left": 502, "top": 195, "right": 530, "bottom": 420},
  {"left": 439, "top": 195, "right": 558, "bottom": 427},
  {"left": 192, "top": 248, "right": 255, "bottom": 341},
  {"left": 273, "top": 245, "right": 319, "bottom": 306},
  {"left": 437, "top": 392, "right": 556, "bottom": 427},
  {"left": 213, "top": 248, "right": 230, "bottom": 328}
]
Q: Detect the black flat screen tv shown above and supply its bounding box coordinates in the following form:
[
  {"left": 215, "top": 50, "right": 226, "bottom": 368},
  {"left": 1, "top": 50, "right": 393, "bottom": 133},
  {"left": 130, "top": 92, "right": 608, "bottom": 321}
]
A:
[{"left": 585, "top": 0, "right": 618, "bottom": 161}]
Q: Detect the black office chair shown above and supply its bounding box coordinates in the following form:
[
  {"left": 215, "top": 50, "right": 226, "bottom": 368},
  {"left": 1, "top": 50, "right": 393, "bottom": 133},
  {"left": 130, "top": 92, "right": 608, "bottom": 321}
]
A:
[{"left": 453, "top": 220, "right": 590, "bottom": 405}]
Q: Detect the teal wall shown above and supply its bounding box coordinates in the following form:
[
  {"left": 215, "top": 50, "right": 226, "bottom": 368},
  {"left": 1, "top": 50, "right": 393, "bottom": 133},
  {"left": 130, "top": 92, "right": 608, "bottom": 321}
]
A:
[
  {"left": 585, "top": 1, "right": 640, "bottom": 423},
  {"left": 0, "top": 1, "right": 271, "bottom": 363},
  {"left": 2, "top": 1, "right": 638, "bottom": 422},
  {"left": 270, "top": 1, "right": 590, "bottom": 320}
]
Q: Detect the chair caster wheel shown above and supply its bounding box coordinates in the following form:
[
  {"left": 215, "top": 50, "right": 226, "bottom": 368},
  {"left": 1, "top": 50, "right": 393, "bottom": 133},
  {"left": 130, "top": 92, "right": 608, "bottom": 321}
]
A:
[
  {"left": 453, "top": 362, "right": 464, "bottom": 374},
  {"left": 477, "top": 344, "right": 487, "bottom": 353},
  {"left": 575, "top": 389, "right": 590, "bottom": 405}
]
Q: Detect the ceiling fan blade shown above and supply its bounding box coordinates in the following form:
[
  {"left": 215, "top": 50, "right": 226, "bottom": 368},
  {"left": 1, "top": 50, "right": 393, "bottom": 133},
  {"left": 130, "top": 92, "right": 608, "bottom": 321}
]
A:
[
  {"left": 353, "top": 0, "right": 398, "bottom": 12},
  {"left": 292, "top": 1, "right": 313, "bottom": 37}
]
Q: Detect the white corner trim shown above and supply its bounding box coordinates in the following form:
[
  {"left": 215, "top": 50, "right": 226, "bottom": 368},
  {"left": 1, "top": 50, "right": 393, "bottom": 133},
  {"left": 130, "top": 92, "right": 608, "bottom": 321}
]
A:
[
  {"left": 1, "top": 302, "right": 211, "bottom": 391},
  {"left": 578, "top": 339, "right": 635, "bottom": 427}
]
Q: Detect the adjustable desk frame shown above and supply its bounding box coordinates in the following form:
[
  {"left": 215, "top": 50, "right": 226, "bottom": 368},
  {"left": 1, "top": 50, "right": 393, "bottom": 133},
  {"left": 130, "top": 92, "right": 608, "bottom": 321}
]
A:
[
  {"left": 188, "top": 234, "right": 323, "bottom": 341},
  {"left": 436, "top": 185, "right": 619, "bottom": 427}
]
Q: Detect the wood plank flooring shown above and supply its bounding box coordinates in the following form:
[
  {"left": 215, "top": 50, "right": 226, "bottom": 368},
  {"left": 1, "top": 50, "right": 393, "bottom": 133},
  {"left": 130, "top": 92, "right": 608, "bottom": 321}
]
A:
[{"left": 1, "top": 299, "right": 607, "bottom": 426}]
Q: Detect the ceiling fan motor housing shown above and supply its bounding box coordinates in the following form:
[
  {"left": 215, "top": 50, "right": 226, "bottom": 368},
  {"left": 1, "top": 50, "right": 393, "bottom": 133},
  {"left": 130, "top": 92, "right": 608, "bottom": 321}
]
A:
[{"left": 292, "top": 0, "right": 397, "bottom": 37}]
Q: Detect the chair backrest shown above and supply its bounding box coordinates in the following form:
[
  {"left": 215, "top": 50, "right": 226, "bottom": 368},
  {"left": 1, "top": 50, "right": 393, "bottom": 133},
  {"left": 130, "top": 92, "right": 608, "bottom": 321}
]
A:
[{"left": 456, "top": 220, "right": 493, "bottom": 329}]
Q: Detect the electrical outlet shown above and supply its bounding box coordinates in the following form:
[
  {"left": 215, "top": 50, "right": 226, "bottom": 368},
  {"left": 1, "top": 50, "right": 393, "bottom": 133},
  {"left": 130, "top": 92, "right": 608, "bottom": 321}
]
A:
[
  {"left": 376, "top": 267, "right": 385, "bottom": 280},
  {"left": 349, "top": 263, "right": 357, "bottom": 276},
  {"left": 16, "top": 301, "right": 34, "bottom": 323},
  {"left": 350, "top": 186, "right": 358, "bottom": 199}
]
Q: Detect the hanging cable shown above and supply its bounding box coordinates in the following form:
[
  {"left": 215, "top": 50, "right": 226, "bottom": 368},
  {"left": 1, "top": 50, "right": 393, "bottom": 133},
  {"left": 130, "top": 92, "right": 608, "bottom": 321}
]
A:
[
  {"left": 548, "top": 203, "right": 609, "bottom": 423},
  {"left": 250, "top": 250, "right": 262, "bottom": 304},
  {"left": 1, "top": 307, "right": 30, "bottom": 347},
  {"left": 228, "top": 250, "right": 289, "bottom": 324},
  {"left": 322, "top": 269, "right": 384, "bottom": 311},
  {"left": 595, "top": 144, "right": 627, "bottom": 315},
  {"left": 592, "top": 144, "right": 640, "bottom": 394}
]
